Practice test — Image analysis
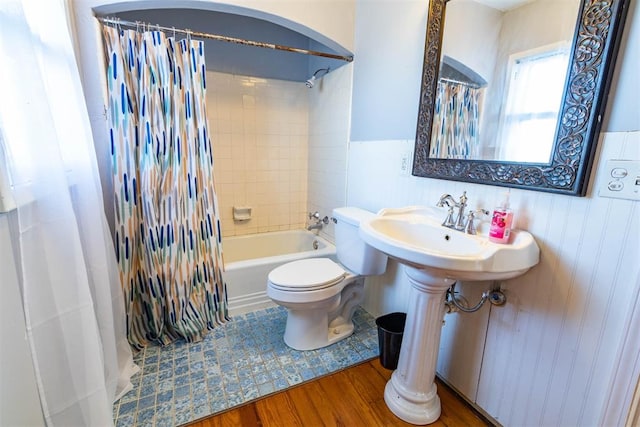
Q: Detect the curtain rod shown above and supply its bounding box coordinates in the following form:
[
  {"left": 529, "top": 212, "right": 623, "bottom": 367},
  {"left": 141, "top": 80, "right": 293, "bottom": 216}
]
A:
[
  {"left": 98, "top": 17, "right": 353, "bottom": 63},
  {"left": 438, "top": 76, "right": 482, "bottom": 89}
]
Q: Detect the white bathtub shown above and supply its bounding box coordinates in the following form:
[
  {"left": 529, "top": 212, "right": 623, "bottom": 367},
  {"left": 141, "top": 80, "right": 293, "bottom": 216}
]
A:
[{"left": 223, "top": 230, "right": 336, "bottom": 315}]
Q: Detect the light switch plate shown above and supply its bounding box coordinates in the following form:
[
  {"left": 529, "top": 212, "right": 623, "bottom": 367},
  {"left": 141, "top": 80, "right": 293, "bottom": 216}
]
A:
[{"left": 599, "top": 159, "right": 640, "bottom": 201}]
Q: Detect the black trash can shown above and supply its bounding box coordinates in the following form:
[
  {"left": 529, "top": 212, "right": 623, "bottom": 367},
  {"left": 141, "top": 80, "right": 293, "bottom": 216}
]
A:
[{"left": 375, "top": 312, "right": 407, "bottom": 370}]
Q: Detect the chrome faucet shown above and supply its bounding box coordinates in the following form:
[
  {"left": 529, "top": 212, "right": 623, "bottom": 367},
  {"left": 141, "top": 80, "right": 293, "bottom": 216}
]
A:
[
  {"left": 307, "top": 222, "right": 323, "bottom": 231},
  {"left": 307, "top": 211, "right": 328, "bottom": 231},
  {"left": 437, "top": 191, "right": 467, "bottom": 231}
]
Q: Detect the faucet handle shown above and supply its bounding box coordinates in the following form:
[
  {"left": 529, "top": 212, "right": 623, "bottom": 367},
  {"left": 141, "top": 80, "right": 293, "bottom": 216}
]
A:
[
  {"left": 459, "top": 191, "right": 468, "bottom": 205},
  {"left": 308, "top": 211, "right": 320, "bottom": 220},
  {"left": 464, "top": 209, "right": 489, "bottom": 235},
  {"left": 442, "top": 206, "right": 456, "bottom": 228}
]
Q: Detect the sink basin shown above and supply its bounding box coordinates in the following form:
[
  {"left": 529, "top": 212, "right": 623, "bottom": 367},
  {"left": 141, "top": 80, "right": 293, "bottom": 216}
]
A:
[{"left": 359, "top": 206, "right": 540, "bottom": 281}]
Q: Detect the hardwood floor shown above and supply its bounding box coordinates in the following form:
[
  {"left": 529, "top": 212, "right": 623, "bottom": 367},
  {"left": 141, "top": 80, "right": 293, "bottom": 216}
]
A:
[{"left": 187, "top": 358, "right": 492, "bottom": 426}]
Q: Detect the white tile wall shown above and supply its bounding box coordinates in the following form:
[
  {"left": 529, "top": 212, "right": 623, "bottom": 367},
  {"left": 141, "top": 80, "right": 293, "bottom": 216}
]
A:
[
  {"left": 307, "top": 64, "right": 354, "bottom": 242},
  {"left": 347, "top": 132, "right": 640, "bottom": 425},
  {"left": 206, "top": 72, "right": 309, "bottom": 237}
]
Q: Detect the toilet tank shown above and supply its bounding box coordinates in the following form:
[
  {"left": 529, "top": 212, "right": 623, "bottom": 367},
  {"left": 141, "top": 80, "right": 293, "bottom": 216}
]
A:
[{"left": 332, "top": 207, "right": 387, "bottom": 275}]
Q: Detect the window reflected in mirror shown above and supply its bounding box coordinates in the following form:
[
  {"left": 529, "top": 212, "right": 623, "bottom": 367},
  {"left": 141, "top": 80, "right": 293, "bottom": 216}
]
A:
[
  {"left": 429, "top": 0, "right": 580, "bottom": 162},
  {"left": 497, "top": 43, "right": 570, "bottom": 163}
]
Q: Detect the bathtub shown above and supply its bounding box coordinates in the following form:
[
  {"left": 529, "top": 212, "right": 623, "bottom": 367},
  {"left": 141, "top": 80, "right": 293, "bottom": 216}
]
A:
[{"left": 223, "top": 230, "right": 336, "bottom": 315}]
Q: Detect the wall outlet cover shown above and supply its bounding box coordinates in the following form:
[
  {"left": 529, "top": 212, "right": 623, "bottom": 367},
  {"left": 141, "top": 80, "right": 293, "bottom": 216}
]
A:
[{"left": 599, "top": 159, "right": 640, "bottom": 201}]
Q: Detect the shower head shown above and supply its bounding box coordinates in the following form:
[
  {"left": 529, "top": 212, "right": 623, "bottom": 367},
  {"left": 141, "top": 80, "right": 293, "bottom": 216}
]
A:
[
  {"left": 305, "top": 68, "right": 330, "bottom": 88},
  {"left": 305, "top": 75, "right": 317, "bottom": 88}
]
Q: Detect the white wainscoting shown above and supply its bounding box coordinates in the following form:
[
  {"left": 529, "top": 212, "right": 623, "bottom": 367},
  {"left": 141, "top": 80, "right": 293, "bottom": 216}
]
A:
[{"left": 349, "top": 132, "right": 640, "bottom": 426}]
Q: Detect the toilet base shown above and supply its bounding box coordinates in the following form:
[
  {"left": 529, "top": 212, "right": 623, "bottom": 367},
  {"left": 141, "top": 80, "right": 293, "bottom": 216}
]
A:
[
  {"left": 281, "top": 280, "right": 365, "bottom": 351},
  {"left": 284, "top": 309, "right": 355, "bottom": 351}
]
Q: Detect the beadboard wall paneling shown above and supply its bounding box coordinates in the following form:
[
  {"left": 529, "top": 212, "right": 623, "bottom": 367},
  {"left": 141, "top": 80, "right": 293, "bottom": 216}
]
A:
[
  {"left": 601, "top": 272, "right": 640, "bottom": 426},
  {"left": 478, "top": 131, "right": 639, "bottom": 426},
  {"left": 348, "top": 131, "right": 640, "bottom": 425}
]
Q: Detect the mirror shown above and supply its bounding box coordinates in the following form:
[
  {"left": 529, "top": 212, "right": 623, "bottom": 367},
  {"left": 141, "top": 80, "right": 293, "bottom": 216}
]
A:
[{"left": 412, "top": 0, "right": 630, "bottom": 196}]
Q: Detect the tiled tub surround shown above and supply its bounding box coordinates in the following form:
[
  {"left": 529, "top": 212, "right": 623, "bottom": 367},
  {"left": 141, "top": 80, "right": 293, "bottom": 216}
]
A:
[
  {"left": 113, "top": 306, "right": 379, "bottom": 426},
  {"left": 206, "top": 72, "right": 310, "bottom": 238}
]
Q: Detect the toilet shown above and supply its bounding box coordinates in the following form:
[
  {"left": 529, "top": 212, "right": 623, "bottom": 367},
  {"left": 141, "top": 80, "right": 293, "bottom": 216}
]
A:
[{"left": 267, "top": 207, "right": 388, "bottom": 351}]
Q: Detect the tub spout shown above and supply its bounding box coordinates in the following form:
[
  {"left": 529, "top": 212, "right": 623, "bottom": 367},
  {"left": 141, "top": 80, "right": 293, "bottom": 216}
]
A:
[{"left": 307, "top": 213, "right": 329, "bottom": 231}]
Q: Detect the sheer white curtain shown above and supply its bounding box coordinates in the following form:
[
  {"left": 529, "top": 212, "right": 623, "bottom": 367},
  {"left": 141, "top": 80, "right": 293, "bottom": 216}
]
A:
[
  {"left": 0, "top": 0, "right": 137, "bottom": 425},
  {"left": 497, "top": 47, "right": 569, "bottom": 163}
]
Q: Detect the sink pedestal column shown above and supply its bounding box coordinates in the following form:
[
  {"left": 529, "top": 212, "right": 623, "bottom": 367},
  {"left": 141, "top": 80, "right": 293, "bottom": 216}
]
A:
[{"left": 384, "top": 266, "right": 454, "bottom": 425}]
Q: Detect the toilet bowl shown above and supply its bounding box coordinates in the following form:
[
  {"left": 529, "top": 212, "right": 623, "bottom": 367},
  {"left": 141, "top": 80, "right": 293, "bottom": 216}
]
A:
[{"left": 266, "top": 207, "right": 388, "bottom": 351}]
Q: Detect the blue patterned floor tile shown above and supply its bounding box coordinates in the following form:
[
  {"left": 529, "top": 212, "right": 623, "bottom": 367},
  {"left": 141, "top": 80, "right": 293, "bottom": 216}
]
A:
[
  {"left": 226, "top": 392, "right": 245, "bottom": 407},
  {"left": 118, "top": 388, "right": 138, "bottom": 404},
  {"left": 135, "top": 407, "right": 156, "bottom": 426},
  {"left": 155, "top": 416, "right": 174, "bottom": 427},
  {"left": 174, "top": 374, "right": 190, "bottom": 388},
  {"left": 174, "top": 385, "right": 191, "bottom": 399},
  {"left": 157, "top": 378, "right": 174, "bottom": 393},
  {"left": 192, "top": 381, "right": 207, "bottom": 395},
  {"left": 299, "top": 367, "right": 315, "bottom": 381},
  {"left": 156, "top": 389, "right": 173, "bottom": 405},
  {"left": 273, "top": 377, "right": 289, "bottom": 391},
  {"left": 242, "top": 385, "right": 259, "bottom": 401},
  {"left": 257, "top": 381, "right": 275, "bottom": 395},
  {"left": 174, "top": 410, "right": 192, "bottom": 426},
  {"left": 113, "top": 306, "right": 378, "bottom": 424},
  {"left": 157, "top": 368, "right": 173, "bottom": 382},
  {"left": 174, "top": 364, "right": 190, "bottom": 377},
  {"left": 118, "top": 400, "right": 137, "bottom": 417},
  {"left": 192, "top": 391, "right": 208, "bottom": 407},
  {"left": 209, "top": 399, "right": 227, "bottom": 414},
  {"left": 136, "top": 395, "right": 155, "bottom": 411},
  {"left": 115, "top": 413, "right": 135, "bottom": 427}
]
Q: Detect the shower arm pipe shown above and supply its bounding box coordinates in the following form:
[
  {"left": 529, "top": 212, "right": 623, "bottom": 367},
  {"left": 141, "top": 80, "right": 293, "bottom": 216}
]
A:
[{"left": 97, "top": 17, "right": 354, "bottom": 63}]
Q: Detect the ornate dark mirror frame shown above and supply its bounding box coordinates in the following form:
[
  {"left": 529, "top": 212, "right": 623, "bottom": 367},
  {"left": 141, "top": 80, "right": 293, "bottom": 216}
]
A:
[{"left": 412, "top": 0, "right": 630, "bottom": 196}]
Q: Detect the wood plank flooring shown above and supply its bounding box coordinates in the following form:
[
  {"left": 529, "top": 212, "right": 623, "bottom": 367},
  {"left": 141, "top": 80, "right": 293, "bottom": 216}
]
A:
[{"left": 187, "top": 358, "right": 492, "bottom": 427}]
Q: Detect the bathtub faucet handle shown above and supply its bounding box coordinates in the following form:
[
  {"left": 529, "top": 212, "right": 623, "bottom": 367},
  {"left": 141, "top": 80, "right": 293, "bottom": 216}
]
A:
[{"left": 307, "top": 212, "right": 328, "bottom": 231}]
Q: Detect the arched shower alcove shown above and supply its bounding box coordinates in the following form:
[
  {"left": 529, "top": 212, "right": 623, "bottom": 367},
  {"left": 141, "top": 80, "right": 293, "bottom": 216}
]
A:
[
  {"left": 73, "top": 0, "right": 356, "bottom": 238},
  {"left": 93, "top": 1, "right": 354, "bottom": 81}
]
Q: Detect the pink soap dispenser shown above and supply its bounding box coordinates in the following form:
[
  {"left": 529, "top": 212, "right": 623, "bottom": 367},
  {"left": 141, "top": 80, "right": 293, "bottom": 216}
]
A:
[{"left": 489, "top": 191, "right": 514, "bottom": 244}]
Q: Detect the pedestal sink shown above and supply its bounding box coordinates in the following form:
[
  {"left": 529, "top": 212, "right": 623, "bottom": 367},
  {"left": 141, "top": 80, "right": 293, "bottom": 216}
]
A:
[{"left": 359, "top": 206, "right": 540, "bottom": 425}]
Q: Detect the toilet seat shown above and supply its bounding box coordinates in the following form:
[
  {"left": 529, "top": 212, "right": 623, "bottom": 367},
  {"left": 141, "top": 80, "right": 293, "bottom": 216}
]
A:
[{"left": 268, "top": 258, "right": 347, "bottom": 291}]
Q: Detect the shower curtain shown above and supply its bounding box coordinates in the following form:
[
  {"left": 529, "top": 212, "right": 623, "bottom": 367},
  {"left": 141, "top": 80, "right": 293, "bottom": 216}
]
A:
[
  {"left": 0, "top": 1, "right": 136, "bottom": 425},
  {"left": 102, "top": 26, "right": 228, "bottom": 349},
  {"left": 429, "top": 81, "right": 481, "bottom": 159}
]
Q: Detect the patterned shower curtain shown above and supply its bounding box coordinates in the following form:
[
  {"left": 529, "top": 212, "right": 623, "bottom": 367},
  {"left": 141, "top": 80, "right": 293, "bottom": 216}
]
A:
[
  {"left": 429, "top": 81, "right": 481, "bottom": 159},
  {"left": 102, "top": 26, "right": 228, "bottom": 349}
]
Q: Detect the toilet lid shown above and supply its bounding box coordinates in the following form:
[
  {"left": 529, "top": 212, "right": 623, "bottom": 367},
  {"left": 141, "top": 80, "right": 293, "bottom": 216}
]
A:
[{"left": 268, "top": 258, "right": 346, "bottom": 291}]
